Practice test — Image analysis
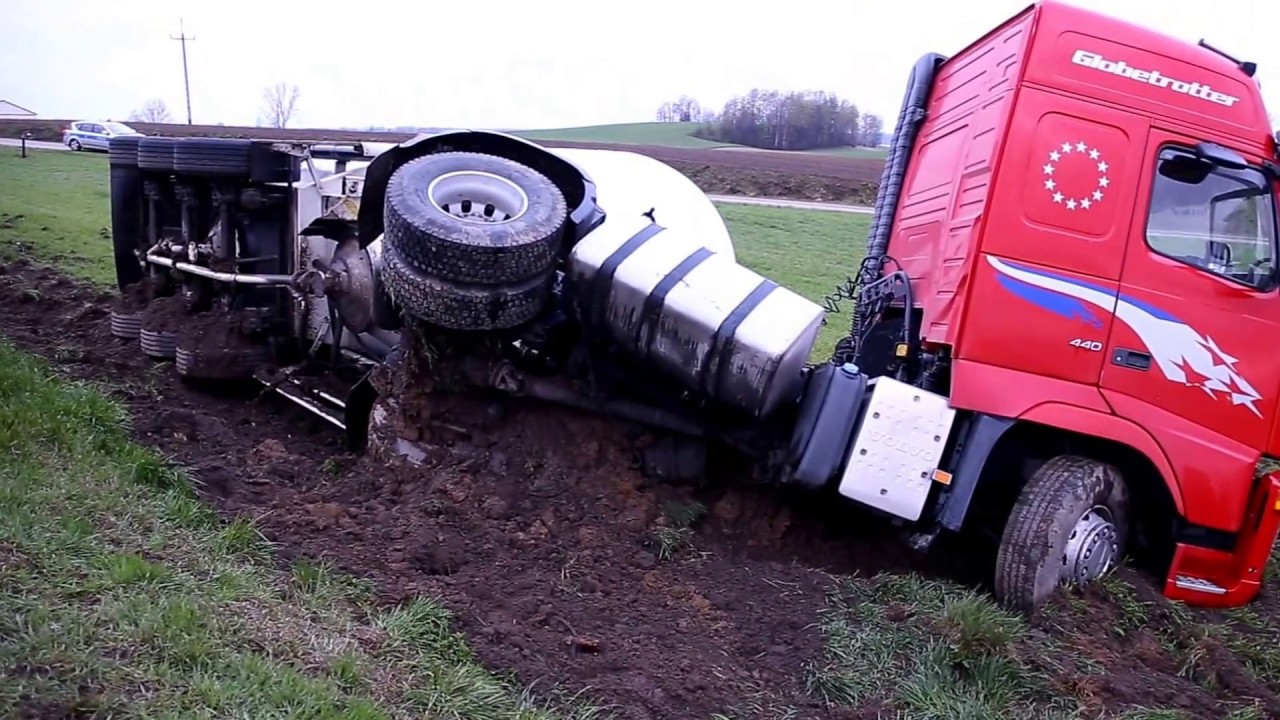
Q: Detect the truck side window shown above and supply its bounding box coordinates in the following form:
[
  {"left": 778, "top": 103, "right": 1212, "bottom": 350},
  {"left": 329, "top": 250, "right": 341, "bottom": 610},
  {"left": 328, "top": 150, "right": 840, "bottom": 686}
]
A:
[{"left": 1146, "top": 147, "right": 1277, "bottom": 290}]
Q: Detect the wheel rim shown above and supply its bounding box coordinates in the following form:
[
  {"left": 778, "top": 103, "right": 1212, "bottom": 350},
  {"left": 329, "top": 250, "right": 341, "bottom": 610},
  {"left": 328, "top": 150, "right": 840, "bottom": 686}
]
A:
[
  {"left": 1060, "top": 504, "right": 1120, "bottom": 587},
  {"left": 426, "top": 170, "right": 529, "bottom": 224}
]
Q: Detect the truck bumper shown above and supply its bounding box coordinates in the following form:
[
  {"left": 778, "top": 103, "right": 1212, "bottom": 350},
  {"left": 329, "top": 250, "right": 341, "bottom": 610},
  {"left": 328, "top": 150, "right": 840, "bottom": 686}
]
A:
[{"left": 1163, "top": 471, "right": 1280, "bottom": 608}]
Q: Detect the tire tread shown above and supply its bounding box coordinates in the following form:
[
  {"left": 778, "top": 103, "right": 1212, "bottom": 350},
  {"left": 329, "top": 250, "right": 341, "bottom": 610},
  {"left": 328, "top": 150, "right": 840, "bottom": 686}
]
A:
[
  {"left": 382, "top": 152, "right": 568, "bottom": 285},
  {"left": 993, "top": 454, "right": 1128, "bottom": 614},
  {"left": 380, "top": 246, "right": 552, "bottom": 330}
]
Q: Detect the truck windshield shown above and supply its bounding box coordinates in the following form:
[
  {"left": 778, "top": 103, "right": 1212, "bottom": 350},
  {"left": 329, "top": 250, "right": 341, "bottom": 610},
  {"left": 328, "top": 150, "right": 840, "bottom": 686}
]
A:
[{"left": 1147, "top": 146, "right": 1277, "bottom": 289}]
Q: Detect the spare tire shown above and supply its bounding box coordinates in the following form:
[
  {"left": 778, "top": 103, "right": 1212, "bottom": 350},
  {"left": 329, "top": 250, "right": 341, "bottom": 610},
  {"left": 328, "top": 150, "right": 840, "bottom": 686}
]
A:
[
  {"left": 137, "top": 137, "right": 177, "bottom": 172},
  {"left": 174, "top": 137, "right": 252, "bottom": 178},
  {"left": 383, "top": 152, "right": 568, "bottom": 285},
  {"left": 380, "top": 245, "right": 553, "bottom": 331}
]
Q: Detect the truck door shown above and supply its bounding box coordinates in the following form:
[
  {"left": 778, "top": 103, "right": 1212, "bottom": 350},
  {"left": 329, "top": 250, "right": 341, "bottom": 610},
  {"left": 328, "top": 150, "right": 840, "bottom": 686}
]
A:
[
  {"left": 1101, "top": 128, "right": 1280, "bottom": 455},
  {"left": 963, "top": 89, "right": 1147, "bottom": 389}
]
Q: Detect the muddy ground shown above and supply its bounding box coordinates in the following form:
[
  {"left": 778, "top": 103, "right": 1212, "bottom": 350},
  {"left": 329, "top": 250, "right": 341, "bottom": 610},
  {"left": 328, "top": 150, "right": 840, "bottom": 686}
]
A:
[{"left": 1, "top": 253, "right": 1276, "bottom": 720}]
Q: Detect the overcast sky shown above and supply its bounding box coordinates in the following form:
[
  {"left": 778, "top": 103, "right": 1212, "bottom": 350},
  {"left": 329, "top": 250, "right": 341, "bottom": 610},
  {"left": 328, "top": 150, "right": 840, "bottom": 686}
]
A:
[{"left": 2, "top": 0, "right": 1275, "bottom": 131}]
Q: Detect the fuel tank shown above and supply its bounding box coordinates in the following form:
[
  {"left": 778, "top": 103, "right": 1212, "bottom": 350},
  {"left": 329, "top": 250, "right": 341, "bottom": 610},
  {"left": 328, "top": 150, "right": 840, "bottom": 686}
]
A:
[{"left": 568, "top": 213, "right": 825, "bottom": 419}]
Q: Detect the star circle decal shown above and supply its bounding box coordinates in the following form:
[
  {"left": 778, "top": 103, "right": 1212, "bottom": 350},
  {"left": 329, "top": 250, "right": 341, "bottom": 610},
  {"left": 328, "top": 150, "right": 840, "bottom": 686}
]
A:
[{"left": 1042, "top": 141, "right": 1110, "bottom": 211}]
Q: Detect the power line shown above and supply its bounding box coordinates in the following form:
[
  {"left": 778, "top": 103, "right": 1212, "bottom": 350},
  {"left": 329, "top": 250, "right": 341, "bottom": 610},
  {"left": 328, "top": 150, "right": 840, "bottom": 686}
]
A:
[{"left": 170, "top": 19, "right": 195, "bottom": 124}]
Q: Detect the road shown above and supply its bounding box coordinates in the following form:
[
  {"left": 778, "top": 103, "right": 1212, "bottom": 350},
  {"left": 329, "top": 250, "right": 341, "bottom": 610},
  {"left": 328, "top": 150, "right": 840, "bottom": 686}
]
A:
[
  {"left": 0, "top": 137, "right": 68, "bottom": 152},
  {"left": 0, "top": 138, "right": 874, "bottom": 215},
  {"left": 707, "top": 194, "right": 871, "bottom": 214}
]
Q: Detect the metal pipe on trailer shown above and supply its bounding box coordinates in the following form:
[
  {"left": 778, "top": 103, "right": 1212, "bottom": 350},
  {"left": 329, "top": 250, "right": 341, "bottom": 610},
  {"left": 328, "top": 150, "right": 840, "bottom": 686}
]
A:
[{"left": 144, "top": 251, "right": 295, "bottom": 287}]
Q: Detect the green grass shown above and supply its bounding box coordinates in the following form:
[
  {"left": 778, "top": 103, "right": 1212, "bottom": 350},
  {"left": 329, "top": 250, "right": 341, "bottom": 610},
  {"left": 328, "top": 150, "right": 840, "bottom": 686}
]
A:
[
  {"left": 0, "top": 341, "right": 606, "bottom": 718},
  {"left": 803, "top": 145, "right": 889, "bottom": 159},
  {"left": 804, "top": 574, "right": 1075, "bottom": 719},
  {"left": 0, "top": 148, "right": 114, "bottom": 285},
  {"left": 717, "top": 203, "right": 868, "bottom": 361},
  {"left": 515, "top": 121, "right": 731, "bottom": 149},
  {"left": 0, "top": 150, "right": 867, "bottom": 362},
  {"left": 710, "top": 143, "right": 889, "bottom": 159},
  {"left": 515, "top": 121, "right": 888, "bottom": 158},
  {"left": 797, "top": 568, "right": 1280, "bottom": 720}
]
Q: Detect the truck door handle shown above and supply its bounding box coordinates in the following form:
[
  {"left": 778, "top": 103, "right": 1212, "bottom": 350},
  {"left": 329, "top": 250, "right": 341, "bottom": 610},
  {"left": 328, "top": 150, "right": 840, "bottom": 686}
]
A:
[{"left": 1112, "top": 348, "right": 1151, "bottom": 371}]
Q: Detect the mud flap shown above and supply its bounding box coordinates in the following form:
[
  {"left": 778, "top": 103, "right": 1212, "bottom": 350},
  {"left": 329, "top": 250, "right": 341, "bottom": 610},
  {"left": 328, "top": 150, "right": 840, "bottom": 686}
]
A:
[{"left": 1163, "top": 470, "right": 1280, "bottom": 607}]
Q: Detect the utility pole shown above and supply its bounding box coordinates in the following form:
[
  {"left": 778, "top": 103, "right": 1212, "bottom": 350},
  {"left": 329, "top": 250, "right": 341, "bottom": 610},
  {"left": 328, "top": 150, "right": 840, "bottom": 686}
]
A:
[{"left": 170, "top": 19, "right": 195, "bottom": 124}]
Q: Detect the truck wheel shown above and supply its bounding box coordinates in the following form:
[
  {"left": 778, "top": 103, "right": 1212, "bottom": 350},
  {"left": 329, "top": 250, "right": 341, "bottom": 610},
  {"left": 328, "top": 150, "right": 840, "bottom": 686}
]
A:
[
  {"left": 993, "top": 455, "right": 1129, "bottom": 614},
  {"left": 380, "top": 246, "right": 554, "bottom": 331},
  {"left": 382, "top": 152, "right": 568, "bottom": 285},
  {"left": 173, "top": 138, "right": 252, "bottom": 178}
]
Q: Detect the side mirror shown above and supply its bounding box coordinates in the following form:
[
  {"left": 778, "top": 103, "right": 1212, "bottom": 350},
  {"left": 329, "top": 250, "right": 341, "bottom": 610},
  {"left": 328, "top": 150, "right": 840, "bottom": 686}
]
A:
[
  {"left": 1158, "top": 153, "right": 1213, "bottom": 184},
  {"left": 1195, "top": 141, "right": 1248, "bottom": 170}
]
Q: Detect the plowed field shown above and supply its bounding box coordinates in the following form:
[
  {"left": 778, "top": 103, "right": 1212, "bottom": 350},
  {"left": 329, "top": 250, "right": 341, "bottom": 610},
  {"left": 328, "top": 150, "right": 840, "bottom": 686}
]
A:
[{"left": 0, "top": 119, "right": 883, "bottom": 204}]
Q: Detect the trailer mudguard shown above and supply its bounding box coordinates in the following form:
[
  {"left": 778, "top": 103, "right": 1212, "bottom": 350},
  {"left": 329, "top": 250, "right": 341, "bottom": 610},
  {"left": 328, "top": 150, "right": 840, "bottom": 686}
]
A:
[{"left": 356, "top": 130, "right": 604, "bottom": 250}]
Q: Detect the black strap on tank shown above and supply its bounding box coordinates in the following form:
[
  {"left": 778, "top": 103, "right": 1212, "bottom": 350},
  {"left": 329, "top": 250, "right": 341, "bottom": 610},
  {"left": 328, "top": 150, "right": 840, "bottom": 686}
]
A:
[
  {"left": 703, "top": 278, "right": 779, "bottom": 399},
  {"left": 634, "top": 246, "right": 715, "bottom": 353},
  {"left": 588, "top": 222, "right": 666, "bottom": 327}
]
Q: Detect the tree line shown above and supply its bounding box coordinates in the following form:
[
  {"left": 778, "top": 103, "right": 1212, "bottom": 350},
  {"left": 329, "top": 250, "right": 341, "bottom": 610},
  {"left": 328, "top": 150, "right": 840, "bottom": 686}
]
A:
[
  {"left": 656, "top": 90, "right": 884, "bottom": 151},
  {"left": 129, "top": 83, "right": 303, "bottom": 128}
]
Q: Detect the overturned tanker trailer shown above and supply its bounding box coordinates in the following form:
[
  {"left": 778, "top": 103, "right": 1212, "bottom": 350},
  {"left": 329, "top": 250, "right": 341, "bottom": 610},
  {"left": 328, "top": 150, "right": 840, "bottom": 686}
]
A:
[
  {"left": 104, "top": 1, "right": 1280, "bottom": 616},
  {"left": 107, "top": 129, "right": 842, "bottom": 489},
  {"left": 105, "top": 127, "right": 957, "bottom": 566}
]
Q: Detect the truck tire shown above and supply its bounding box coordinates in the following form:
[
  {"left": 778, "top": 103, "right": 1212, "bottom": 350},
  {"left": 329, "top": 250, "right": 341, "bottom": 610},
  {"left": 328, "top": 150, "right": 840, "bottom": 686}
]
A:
[
  {"left": 174, "top": 138, "right": 252, "bottom": 178},
  {"left": 383, "top": 152, "right": 567, "bottom": 285},
  {"left": 137, "top": 137, "right": 177, "bottom": 173},
  {"left": 109, "top": 136, "right": 142, "bottom": 167},
  {"left": 994, "top": 455, "right": 1129, "bottom": 614},
  {"left": 380, "top": 246, "right": 553, "bottom": 330}
]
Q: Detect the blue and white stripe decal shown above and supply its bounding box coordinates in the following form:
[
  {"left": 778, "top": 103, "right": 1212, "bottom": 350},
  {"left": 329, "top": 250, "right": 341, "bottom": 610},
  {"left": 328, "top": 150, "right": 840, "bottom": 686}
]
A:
[{"left": 987, "top": 255, "right": 1262, "bottom": 416}]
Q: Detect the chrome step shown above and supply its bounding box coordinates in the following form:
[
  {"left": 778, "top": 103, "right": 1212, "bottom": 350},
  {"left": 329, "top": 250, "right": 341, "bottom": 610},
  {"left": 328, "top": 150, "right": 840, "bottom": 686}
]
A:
[{"left": 1173, "top": 575, "right": 1227, "bottom": 595}]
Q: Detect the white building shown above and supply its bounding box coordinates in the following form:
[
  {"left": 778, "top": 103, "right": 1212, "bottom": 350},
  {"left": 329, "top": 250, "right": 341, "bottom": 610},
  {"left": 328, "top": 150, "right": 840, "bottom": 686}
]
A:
[{"left": 0, "top": 100, "right": 36, "bottom": 117}]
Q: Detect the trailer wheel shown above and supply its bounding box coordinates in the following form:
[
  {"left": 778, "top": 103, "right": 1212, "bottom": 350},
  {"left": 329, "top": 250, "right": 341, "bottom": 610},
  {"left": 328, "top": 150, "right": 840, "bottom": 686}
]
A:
[
  {"left": 380, "top": 246, "right": 554, "bottom": 331},
  {"left": 137, "top": 137, "right": 177, "bottom": 173},
  {"left": 993, "top": 455, "right": 1129, "bottom": 614},
  {"left": 383, "top": 152, "right": 567, "bottom": 285},
  {"left": 108, "top": 136, "right": 142, "bottom": 167},
  {"left": 173, "top": 138, "right": 253, "bottom": 178}
]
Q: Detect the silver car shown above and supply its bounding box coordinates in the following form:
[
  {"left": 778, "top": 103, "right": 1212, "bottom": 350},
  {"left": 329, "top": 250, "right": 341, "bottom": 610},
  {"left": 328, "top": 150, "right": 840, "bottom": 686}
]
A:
[{"left": 62, "top": 120, "right": 141, "bottom": 152}]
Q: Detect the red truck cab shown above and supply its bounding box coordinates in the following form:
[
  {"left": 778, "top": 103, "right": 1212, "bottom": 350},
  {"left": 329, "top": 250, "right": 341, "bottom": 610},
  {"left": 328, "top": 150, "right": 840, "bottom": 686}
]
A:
[{"left": 854, "top": 0, "right": 1280, "bottom": 610}]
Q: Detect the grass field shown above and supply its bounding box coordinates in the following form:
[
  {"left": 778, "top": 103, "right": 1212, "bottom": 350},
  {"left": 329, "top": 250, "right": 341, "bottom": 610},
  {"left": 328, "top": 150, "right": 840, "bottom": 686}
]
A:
[
  {"left": 0, "top": 149, "right": 869, "bottom": 363},
  {"left": 711, "top": 144, "right": 890, "bottom": 160},
  {"left": 516, "top": 122, "right": 732, "bottom": 149},
  {"left": 0, "top": 120, "right": 890, "bottom": 206},
  {"left": 4, "top": 146, "right": 1280, "bottom": 719},
  {"left": 0, "top": 150, "right": 115, "bottom": 286},
  {"left": 716, "top": 204, "right": 867, "bottom": 360},
  {"left": 517, "top": 121, "right": 889, "bottom": 159},
  {"left": 0, "top": 342, "right": 606, "bottom": 718}
]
